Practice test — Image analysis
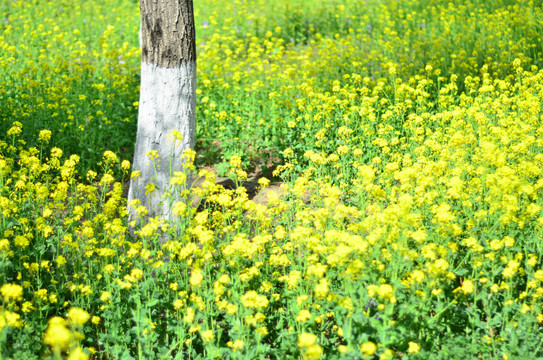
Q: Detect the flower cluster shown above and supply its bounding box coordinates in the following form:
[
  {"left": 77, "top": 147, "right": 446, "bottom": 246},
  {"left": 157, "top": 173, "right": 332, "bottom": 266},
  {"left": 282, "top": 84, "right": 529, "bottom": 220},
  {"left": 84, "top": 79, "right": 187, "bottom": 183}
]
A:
[{"left": 1, "top": 0, "right": 543, "bottom": 359}]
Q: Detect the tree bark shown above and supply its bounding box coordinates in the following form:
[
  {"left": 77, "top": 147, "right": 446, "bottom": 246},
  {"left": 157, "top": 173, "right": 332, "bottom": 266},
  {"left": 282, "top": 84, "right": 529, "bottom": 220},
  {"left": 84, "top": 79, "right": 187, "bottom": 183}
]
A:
[{"left": 128, "top": 0, "right": 196, "bottom": 225}]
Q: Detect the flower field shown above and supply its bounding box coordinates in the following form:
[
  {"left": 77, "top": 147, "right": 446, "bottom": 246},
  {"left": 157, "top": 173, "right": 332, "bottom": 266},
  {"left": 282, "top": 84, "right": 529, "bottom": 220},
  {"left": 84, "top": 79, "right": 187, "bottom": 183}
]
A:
[{"left": 1, "top": 0, "right": 543, "bottom": 359}]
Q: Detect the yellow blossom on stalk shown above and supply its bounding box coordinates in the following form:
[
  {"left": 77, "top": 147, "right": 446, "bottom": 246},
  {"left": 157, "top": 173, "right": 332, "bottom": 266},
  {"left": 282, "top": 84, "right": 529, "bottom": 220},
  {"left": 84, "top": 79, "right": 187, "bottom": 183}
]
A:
[
  {"left": 51, "top": 147, "right": 63, "bottom": 158},
  {"left": 361, "top": 341, "right": 377, "bottom": 356},
  {"left": 314, "top": 278, "right": 329, "bottom": 298},
  {"left": 296, "top": 309, "right": 312, "bottom": 322},
  {"left": 14, "top": 235, "right": 30, "bottom": 248},
  {"left": 130, "top": 170, "right": 141, "bottom": 180},
  {"left": 22, "top": 301, "right": 35, "bottom": 313},
  {"left": 68, "top": 307, "right": 90, "bottom": 326},
  {"left": 427, "top": 258, "right": 449, "bottom": 276},
  {"left": 244, "top": 312, "right": 266, "bottom": 327},
  {"left": 144, "top": 182, "right": 156, "bottom": 195},
  {"left": 56, "top": 255, "right": 67, "bottom": 266},
  {"left": 455, "top": 280, "right": 474, "bottom": 294},
  {"left": 227, "top": 339, "right": 244, "bottom": 351},
  {"left": 298, "top": 332, "right": 317, "bottom": 348},
  {"left": 38, "top": 129, "right": 52, "bottom": 143},
  {"left": 67, "top": 347, "right": 89, "bottom": 360},
  {"left": 230, "top": 155, "right": 242, "bottom": 169},
  {"left": 200, "top": 329, "right": 215, "bottom": 343},
  {"left": 43, "top": 317, "right": 72, "bottom": 352},
  {"left": 307, "top": 262, "right": 327, "bottom": 278},
  {"left": 377, "top": 284, "right": 396, "bottom": 302},
  {"left": 173, "top": 299, "right": 183, "bottom": 310},
  {"left": 0, "top": 239, "right": 9, "bottom": 253},
  {"left": 380, "top": 349, "right": 394, "bottom": 359},
  {"left": 125, "top": 268, "right": 144, "bottom": 283},
  {"left": 169, "top": 129, "right": 184, "bottom": 143},
  {"left": 226, "top": 303, "right": 238, "bottom": 315},
  {"left": 34, "top": 288, "right": 48, "bottom": 301},
  {"left": 408, "top": 341, "right": 421, "bottom": 354},
  {"left": 184, "top": 307, "right": 195, "bottom": 323},
  {"left": 146, "top": 150, "right": 159, "bottom": 161},
  {"left": 258, "top": 177, "right": 270, "bottom": 188},
  {"left": 241, "top": 291, "right": 269, "bottom": 309},
  {"left": 1, "top": 283, "right": 23, "bottom": 302},
  {"left": 121, "top": 160, "right": 131, "bottom": 171},
  {"left": 170, "top": 171, "right": 187, "bottom": 185},
  {"left": 0, "top": 310, "right": 23, "bottom": 328},
  {"left": 303, "top": 344, "right": 323, "bottom": 360},
  {"left": 190, "top": 269, "right": 204, "bottom": 287},
  {"left": 256, "top": 326, "right": 268, "bottom": 336},
  {"left": 100, "top": 291, "right": 111, "bottom": 303},
  {"left": 7, "top": 122, "right": 22, "bottom": 136},
  {"left": 534, "top": 270, "right": 543, "bottom": 281},
  {"left": 102, "top": 150, "right": 118, "bottom": 165}
]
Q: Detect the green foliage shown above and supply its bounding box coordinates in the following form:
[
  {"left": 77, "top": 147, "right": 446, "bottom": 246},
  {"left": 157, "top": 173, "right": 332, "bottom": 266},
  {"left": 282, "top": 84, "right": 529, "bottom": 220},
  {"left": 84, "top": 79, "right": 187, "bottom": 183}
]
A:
[{"left": 1, "top": 0, "right": 543, "bottom": 359}]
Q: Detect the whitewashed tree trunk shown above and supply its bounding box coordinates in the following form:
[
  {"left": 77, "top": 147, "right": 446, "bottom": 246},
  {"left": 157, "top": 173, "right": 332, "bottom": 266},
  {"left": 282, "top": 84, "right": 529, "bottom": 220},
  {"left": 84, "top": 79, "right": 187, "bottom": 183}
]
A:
[{"left": 128, "top": 0, "right": 196, "bottom": 225}]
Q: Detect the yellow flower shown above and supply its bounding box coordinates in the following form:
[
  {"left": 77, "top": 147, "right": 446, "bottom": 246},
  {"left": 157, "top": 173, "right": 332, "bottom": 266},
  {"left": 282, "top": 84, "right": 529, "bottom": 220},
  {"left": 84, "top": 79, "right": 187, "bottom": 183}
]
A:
[
  {"left": 102, "top": 150, "right": 118, "bottom": 165},
  {"left": 172, "top": 201, "right": 187, "bottom": 216},
  {"left": 146, "top": 150, "right": 160, "bottom": 161},
  {"left": 296, "top": 309, "right": 312, "bottom": 322},
  {"left": 170, "top": 171, "right": 187, "bottom": 185},
  {"left": 7, "top": 122, "right": 22, "bottom": 136},
  {"left": 56, "top": 255, "right": 67, "bottom": 266},
  {"left": 460, "top": 280, "right": 474, "bottom": 294},
  {"left": 67, "top": 347, "right": 89, "bottom": 360},
  {"left": 241, "top": 290, "right": 269, "bottom": 309},
  {"left": 14, "top": 235, "right": 30, "bottom": 248},
  {"left": 184, "top": 307, "right": 195, "bottom": 323},
  {"left": 51, "top": 147, "right": 63, "bottom": 158},
  {"left": 377, "top": 284, "right": 394, "bottom": 301},
  {"left": 68, "top": 307, "right": 90, "bottom": 326},
  {"left": 258, "top": 177, "right": 270, "bottom": 188},
  {"left": 227, "top": 339, "right": 244, "bottom": 351},
  {"left": 256, "top": 326, "right": 268, "bottom": 336},
  {"left": 361, "top": 341, "right": 377, "bottom": 356},
  {"left": 533, "top": 270, "right": 543, "bottom": 281},
  {"left": 144, "top": 182, "right": 156, "bottom": 195},
  {"left": 304, "top": 344, "right": 323, "bottom": 360},
  {"left": 226, "top": 303, "right": 238, "bottom": 315},
  {"left": 22, "top": 301, "right": 35, "bottom": 312},
  {"left": 380, "top": 349, "right": 394, "bottom": 359},
  {"left": 408, "top": 341, "right": 421, "bottom": 354},
  {"left": 298, "top": 332, "right": 317, "bottom": 347},
  {"left": 230, "top": 155, "right": 242, "bottom": 168},
  {"left": 1, "top": 283, "right": 23, "bottom": 302},
  {"left": 43, "top": 317, "right": 72, "bottom": 352},
  {"left": 121, "top": 160, "right": 131, "bottom": 171},
  {"left": 190, "top": 269, "right": 204, "bottom": 287},
  {"left": 200, "top": 329, "right": 215, "bottom": 343},
  {"left": 169, "top": 129, "right": 184, "bottom": 143},
  {"left": 38, "top": 129, "right": 52, "bottom": 143},
  {"left": 1, "top": 310, "right": 23, "bottom": 328}
]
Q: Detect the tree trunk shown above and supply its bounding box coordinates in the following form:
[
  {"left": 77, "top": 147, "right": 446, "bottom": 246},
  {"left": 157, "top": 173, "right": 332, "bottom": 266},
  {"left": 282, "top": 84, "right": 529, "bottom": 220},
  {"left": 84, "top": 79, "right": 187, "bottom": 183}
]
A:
[{"left": 128, "top": 0, "right": 196, "bottom": 225}]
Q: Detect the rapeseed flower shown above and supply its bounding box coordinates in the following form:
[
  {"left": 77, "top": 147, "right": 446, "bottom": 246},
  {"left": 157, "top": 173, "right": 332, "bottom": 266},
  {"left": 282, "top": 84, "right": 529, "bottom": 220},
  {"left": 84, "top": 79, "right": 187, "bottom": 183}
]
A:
[
  {"left": 241, "top": 291, "right": 269, "bottom": 309},
  {"left": 43, "top": 317, "right": 72, "bottom": 352},
  {"left": 1, "top": 284, "right": 23, "bottom": 302},
  {"left": 361, "top": 341, "right": 377, "bottom": 356},
  {"left": 408, "top": 341, "right": 421, "bottom": 354},
  {"left": 68, "top": 307, "right": 90, "bottom": 326}
]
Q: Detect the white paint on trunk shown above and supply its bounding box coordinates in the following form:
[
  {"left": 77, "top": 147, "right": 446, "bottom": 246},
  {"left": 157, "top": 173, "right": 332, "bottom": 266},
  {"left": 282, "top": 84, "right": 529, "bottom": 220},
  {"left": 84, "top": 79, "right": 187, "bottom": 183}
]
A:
[{"left": 128, "top": 61, "right": 196, "bottom": 222}]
